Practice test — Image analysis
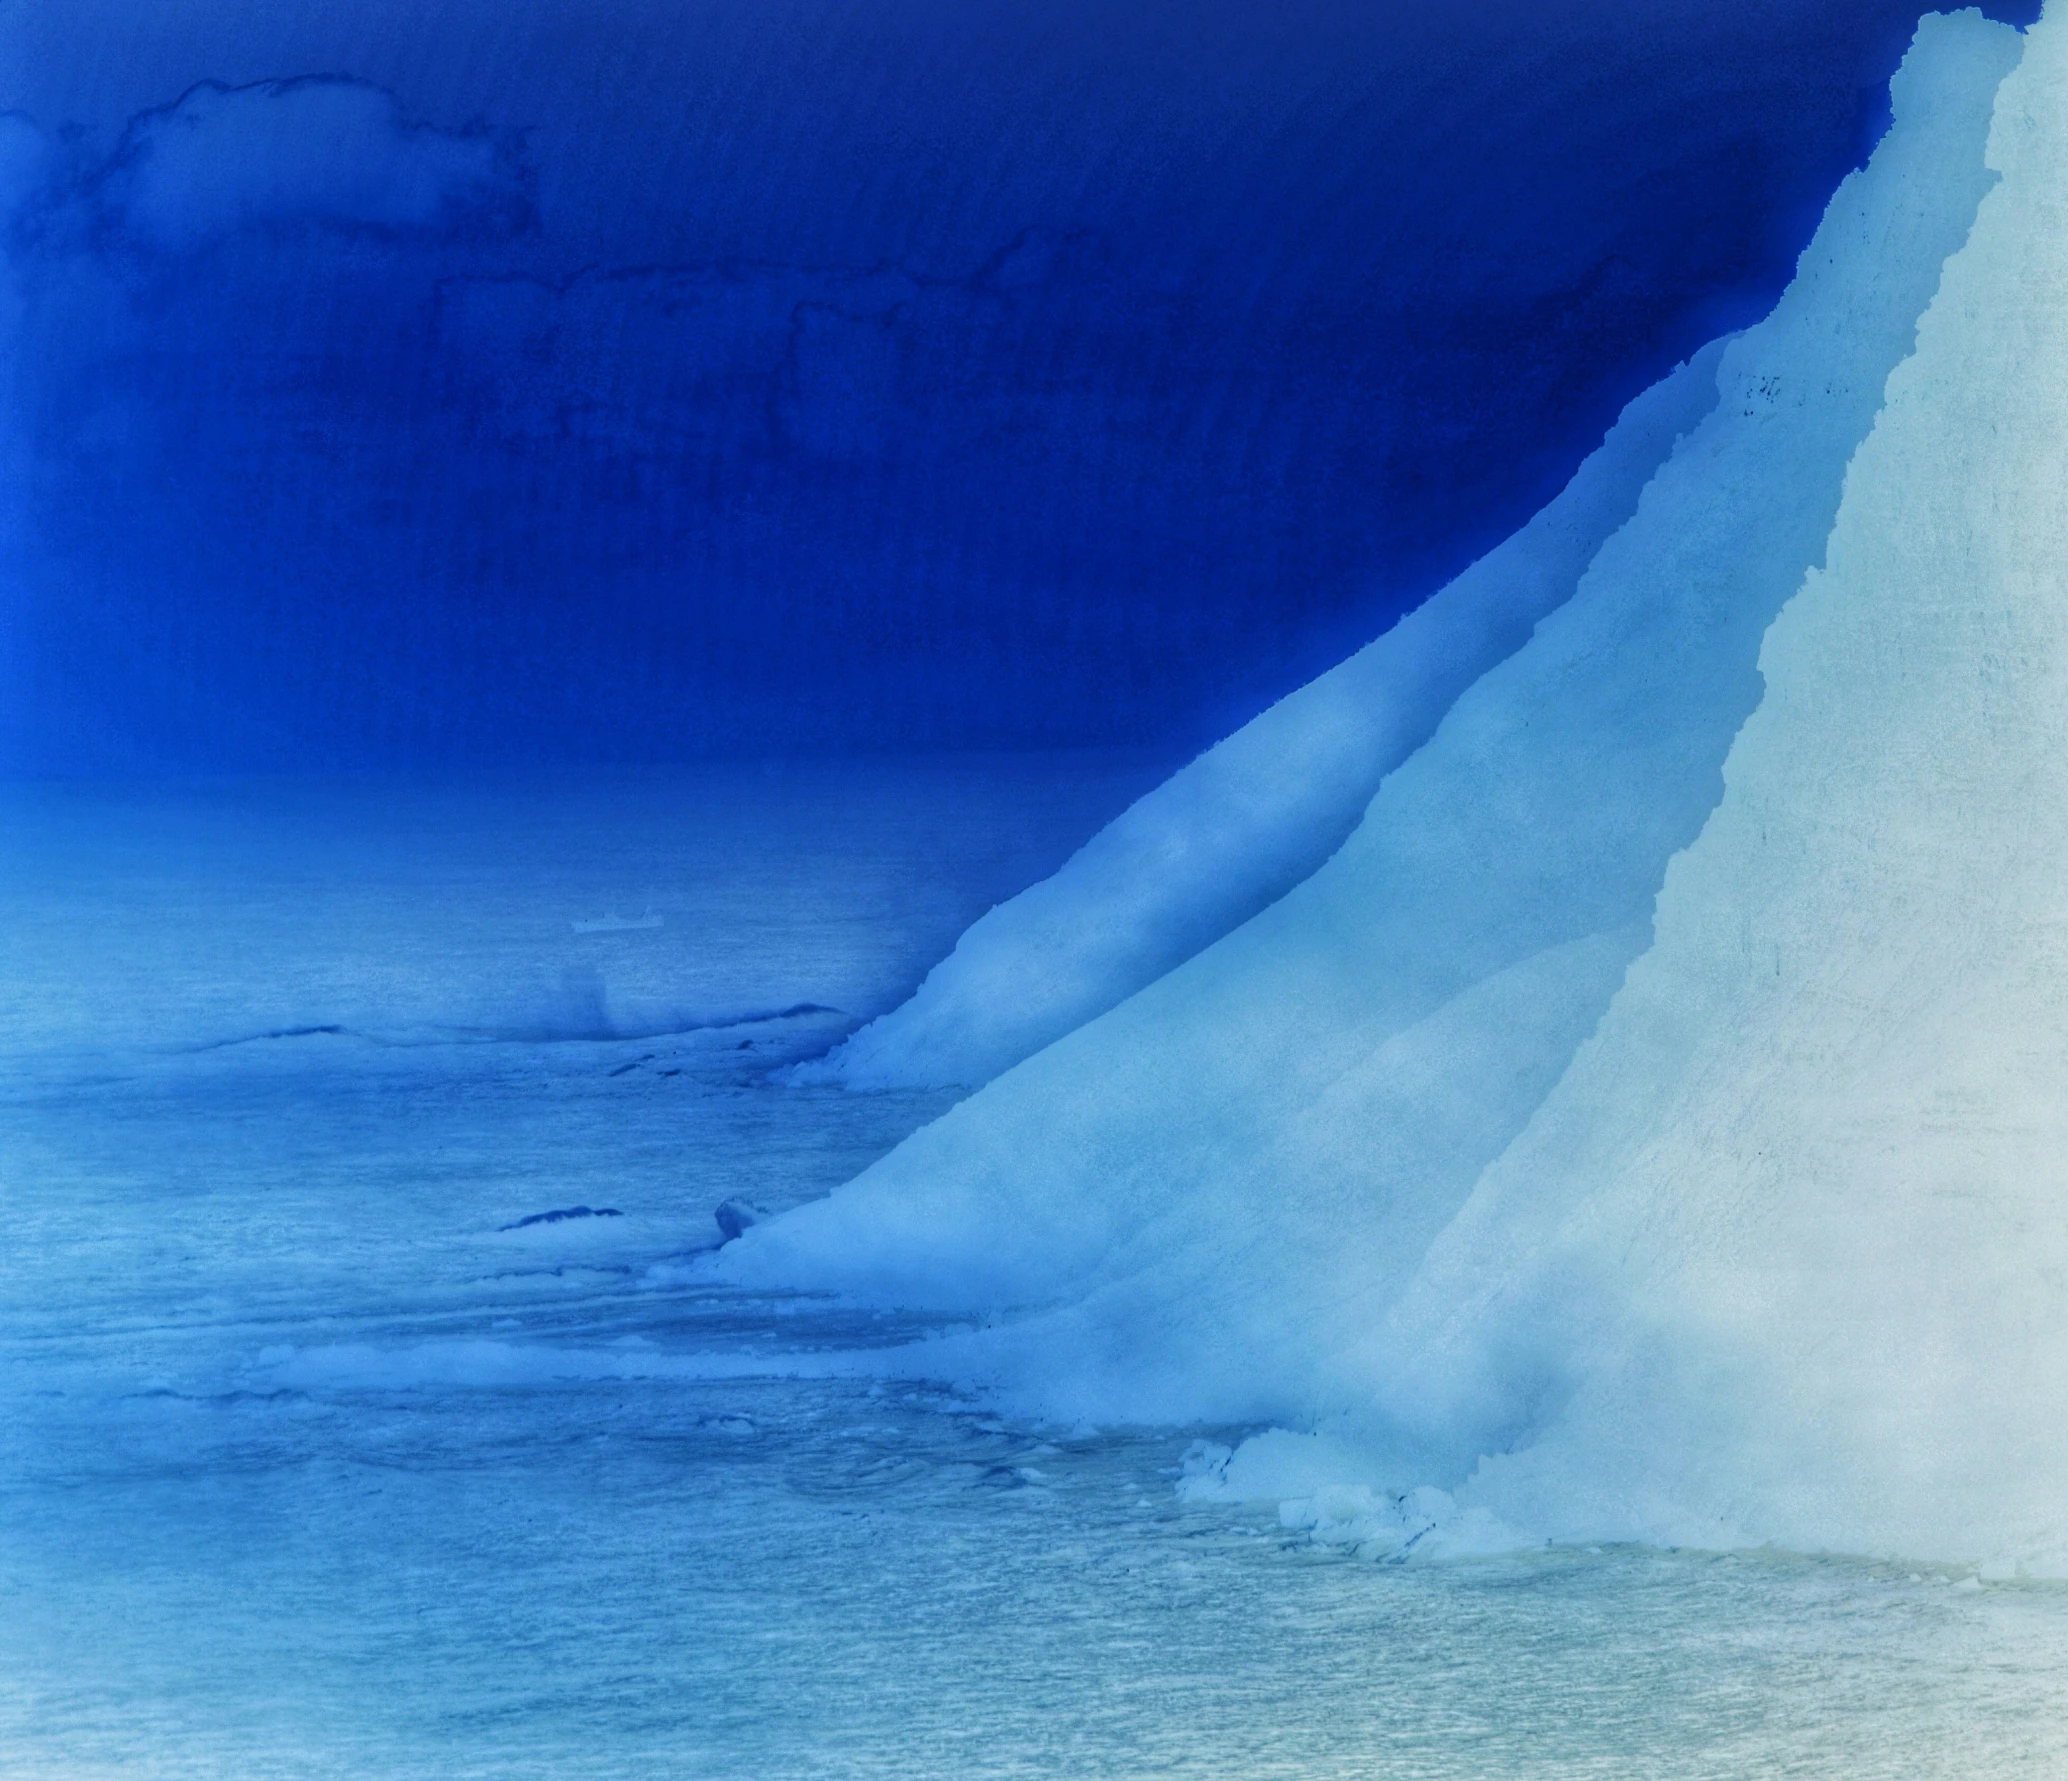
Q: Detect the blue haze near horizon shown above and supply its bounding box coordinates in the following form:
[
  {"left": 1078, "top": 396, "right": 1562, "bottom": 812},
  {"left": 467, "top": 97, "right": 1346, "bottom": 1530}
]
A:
[{"left": 0, "top": 0, "right": 2041, "bottom": 774}]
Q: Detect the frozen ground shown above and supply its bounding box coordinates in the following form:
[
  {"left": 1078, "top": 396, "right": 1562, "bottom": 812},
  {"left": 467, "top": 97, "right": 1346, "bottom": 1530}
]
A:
[{"left": 5, "top": 761, "right": 2068, "bottom": 1778}]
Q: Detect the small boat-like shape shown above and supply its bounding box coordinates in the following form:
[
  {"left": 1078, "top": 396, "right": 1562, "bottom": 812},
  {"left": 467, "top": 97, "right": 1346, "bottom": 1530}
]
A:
[{"left": 571, "top": 910, "right": 664, "bottom": 934}]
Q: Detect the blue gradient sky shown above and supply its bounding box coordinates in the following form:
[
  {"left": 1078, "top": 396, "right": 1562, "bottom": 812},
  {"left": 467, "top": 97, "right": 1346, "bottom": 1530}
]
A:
[{"left": 0, "top": 0, "right": 2037, "bottom": 772}]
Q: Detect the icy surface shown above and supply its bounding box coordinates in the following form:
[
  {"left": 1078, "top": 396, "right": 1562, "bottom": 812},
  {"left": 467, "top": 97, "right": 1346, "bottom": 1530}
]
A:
[
  {"left": 725, "top": 8, "right": 2068, "bottom": 1574},
  {"left": 801, "top": 341, "right": 1726, "bottom": 1090},
  {"left": 1374, "top": 0, "right": 2068, "bottom": 1571},
  {"left": 718, "top": 11, "right": 2022, "bottom": 1446},
  {"left": 8, "top": 765, "right": 2068, "bottom": 1777}
]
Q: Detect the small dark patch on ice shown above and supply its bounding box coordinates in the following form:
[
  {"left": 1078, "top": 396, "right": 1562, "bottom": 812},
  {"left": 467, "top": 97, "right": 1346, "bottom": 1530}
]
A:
[
  {"left": 449, "top": 1001, "right": 845, "bottom": 1045},
  {"left": 499, "top": 1205, "right": 623, "bottom": 1231},
  {"left": 1383, "top": 1523, "right": 1439, "bottom": 1564},
  {"left": 714, "top": 1197, "right": 769, "bottom": 1243},
  {"left": 189, "top": 1024, "right": 348, "bottom": 1051},
  {"left": 126, "top": 1386, "right": 304, "bottom": 1405},
  {"left": 475, "top": 1263, "right": 634, "bottom": 1282},
  {"left": 607, "top": 1054, "right": 656, "bottom": 1077}
]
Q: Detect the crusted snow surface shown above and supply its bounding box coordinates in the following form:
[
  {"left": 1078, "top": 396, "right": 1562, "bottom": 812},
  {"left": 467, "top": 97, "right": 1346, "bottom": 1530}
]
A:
[
  {"left": 1374, "top": 0, "right": 2068, "bottom": 1573},
  {"left": 718, "top": 10, "right": 2023, "bottom": 1549},
  {"left": 797, "top": 343, "right": 1725, "bottom": 1091}
]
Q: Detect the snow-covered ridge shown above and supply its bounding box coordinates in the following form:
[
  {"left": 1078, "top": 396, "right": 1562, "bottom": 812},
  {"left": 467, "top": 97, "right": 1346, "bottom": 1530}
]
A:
[
  {"left": 794, "top": 338, "right": 1727, "bottom": 1090},
  {"left": 719, "top": 8, "right": 2063, "bottom": 1571}
]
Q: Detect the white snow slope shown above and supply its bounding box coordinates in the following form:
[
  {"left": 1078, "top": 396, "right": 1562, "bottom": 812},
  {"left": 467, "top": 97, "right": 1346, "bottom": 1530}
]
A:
[
  {"left": 799, "top": 339, "right": 1725, "bottom": 1090},
  {"left": 721, "top": 10, "right": 2068, "bottom": 1571}
]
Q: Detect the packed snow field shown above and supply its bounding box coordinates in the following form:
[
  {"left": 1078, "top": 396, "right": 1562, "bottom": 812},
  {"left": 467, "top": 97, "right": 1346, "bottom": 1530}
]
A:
[
  {"left": 17, "top": 6, "right": 2068, "bottom": 1769},
  {"left": 730, "top": 6, "right": 2068, "bottom": 1578},
  {"left": 6, "top": 763, "right": 2068, "bottom": 1779}
]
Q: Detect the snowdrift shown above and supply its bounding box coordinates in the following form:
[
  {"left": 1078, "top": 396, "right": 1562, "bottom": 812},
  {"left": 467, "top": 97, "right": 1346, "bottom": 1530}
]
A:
[
  {"left": 720, "top": 9, "right": 2068, "bottom": 1570},
  {"left": 797, "top": 341, "right": 1726, "bottom": 1090}
]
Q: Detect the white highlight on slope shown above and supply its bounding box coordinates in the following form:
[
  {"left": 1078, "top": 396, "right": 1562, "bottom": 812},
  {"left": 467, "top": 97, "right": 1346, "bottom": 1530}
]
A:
[
  {"left": 794, "top": 344, "right": 1727, "bottom": 1090},
  {"left": 1375, "top": 0, "right": 2068, "bottom": 1572},
  {"left": 717, "top": 5, "right": 2022, "bottom": 1540}
]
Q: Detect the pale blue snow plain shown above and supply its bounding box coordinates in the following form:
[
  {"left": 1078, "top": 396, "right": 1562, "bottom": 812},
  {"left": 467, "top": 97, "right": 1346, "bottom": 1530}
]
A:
[
  {"left": 17, "top": 9, "right": 2068, "bottom": 1775},
  {"left": 5, "top": 760, "right": 2068, "bottom": 1780}
]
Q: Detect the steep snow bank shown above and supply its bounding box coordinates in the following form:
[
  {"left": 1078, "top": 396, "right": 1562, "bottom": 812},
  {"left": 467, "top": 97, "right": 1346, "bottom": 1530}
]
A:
[
  {"left": 798, "top": 344, "right": 1725, "bottom": 1090},
  {"left": 719, "top": 14, "right": 2018, "bottom": 1471}
]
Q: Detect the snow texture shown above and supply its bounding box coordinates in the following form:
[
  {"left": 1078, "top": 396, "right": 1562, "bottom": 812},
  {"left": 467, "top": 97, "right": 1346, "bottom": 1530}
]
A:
[
  {"left": 719, "top": 9, "right": 2058, "bottom": 1568},
  {"left": 1389, "top": 0, "right": 2068, "bottom": 1571},
  {"left": 798, "top": 335, "right": 1737, "bottom": 1083},
  {"left": 797, "top": 341, "right": 1726, "bottom": 1089}
]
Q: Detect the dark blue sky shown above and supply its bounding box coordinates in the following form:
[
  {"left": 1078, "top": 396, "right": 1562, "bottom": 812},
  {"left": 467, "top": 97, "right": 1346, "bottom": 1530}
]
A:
[{"left": 0, "top": 0, "right": 2035, "bottom": 772}]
